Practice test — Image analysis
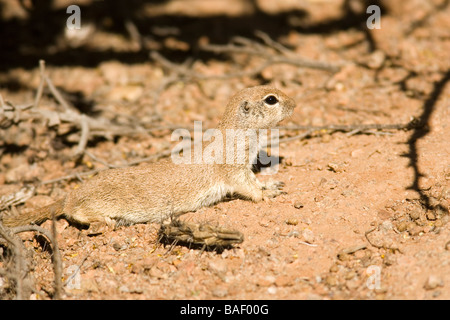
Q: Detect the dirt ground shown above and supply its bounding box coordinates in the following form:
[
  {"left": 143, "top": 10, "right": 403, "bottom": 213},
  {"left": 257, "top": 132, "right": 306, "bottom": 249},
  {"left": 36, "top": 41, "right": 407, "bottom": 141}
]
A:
[{"left": 0, "top": 0, "right": 449, "bottom": 300}]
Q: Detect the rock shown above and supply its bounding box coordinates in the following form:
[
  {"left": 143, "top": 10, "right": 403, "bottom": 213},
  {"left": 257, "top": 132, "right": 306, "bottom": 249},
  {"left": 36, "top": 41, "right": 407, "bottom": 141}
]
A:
[
  {"left": 325, "top": 275, "right": 338, "bottom": 286},
  {"left": 367, "top": 50, "right": 386, "bottom": 69},
  {"left": 301, "top": 229, "right": 315, "bottom": 244},
  {"left": 119, "top": 285, "right": 130, "bottom": 293},
  {"left": 107, "top": 85, "right": 144, "bottom": 102},
  {"left": 424, "top": 275, "right": 444, "bottom": 290},
  {"left": 208, "top": 260, "right": 227, "bottom": 276},
  {"left": 148, "top": 266, "right": 168, "bottom": 280},
  {"left": 287, "top": 230, "right": 300, "bottom": 238},
  {"left": 293, "top": 202, "right": 304, "bottom": 209},
  {"left": 211, "top": 286, "right": 228, "bottom": 298},
  {"left": 380, "top": 220, "right": 393, "bottom": 232},
  {"left": 258, "top": 275, "right": 276, "bottom": 287},
  {"left": 409, "top": 209, "right": 421, "bottom": 220},
  {"left": 286, "top": 218, "right": 299, "bottom": 226},
  {"left": 275, "top": 275, "right": 293, "bottom": 287},
  {"left": 267, "top": 286, "right": 277, "bottom": 294},
  {"left": 327, "top": 162, "right": 345, "bottom": 173},
  {"left": 82, "top": 278, "right": 99, "bottom": 293}
]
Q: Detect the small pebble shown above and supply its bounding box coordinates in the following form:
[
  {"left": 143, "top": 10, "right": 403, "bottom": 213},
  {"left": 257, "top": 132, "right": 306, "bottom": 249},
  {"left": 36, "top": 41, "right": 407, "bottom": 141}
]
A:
[
  {"left": 212, "top": 287, "right": 228, "bottom": 298},
  {"left": 409, "top": 209, "right": 421, "bottom": 220},
  {"left": 119, "top": 285, "right": 130, "bottom": 293},
  {"left": 302, "top": 229, "right": 315, "bottom": 244},
  {"left": 287, "top": 230, "right": 300, "bottom": 238},
  {"left": 325, "top": 275, "right": 338, "bottom": 286},
  {"left": 267, "top": 286, "right": 277, "bottom": 294},
  {"left": 396, "top": 221, "right": 408, "bottom": 232},
  {"left": 424, "top": 275, "right": 444, "bottom": 290},
  {"left": 293, "top": 202, "right": 304, "bottom": 209}
]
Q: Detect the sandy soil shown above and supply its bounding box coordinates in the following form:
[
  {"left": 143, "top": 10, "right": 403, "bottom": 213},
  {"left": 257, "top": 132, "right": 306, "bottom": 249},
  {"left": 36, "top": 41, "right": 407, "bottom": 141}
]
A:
[{"left": 0, "top": 0, "right": 449, "bottom": 300}]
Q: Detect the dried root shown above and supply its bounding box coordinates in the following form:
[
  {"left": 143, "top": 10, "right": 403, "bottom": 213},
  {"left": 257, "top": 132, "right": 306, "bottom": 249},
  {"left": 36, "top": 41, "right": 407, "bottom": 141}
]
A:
[{"left": 158, "top": 219, "right": 244, "bottom": 252}]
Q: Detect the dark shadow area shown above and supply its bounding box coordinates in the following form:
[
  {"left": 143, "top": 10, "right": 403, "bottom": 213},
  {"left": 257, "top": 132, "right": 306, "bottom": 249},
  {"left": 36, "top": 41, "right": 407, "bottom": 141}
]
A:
[
  {"left": 0, "top": 0, "right": 387, "bottom": 73},
  {"left": 403, "top": 69, "right": 450, "bottom": 210},
  {"left": 35, "top": 234, "right": 54, "bottom": 255},
  {"left": 0, "top": 143, "right": 28, "bottom": 155},
  {"left": 252, "top": 151, "right": 283, "bottom": 174}
]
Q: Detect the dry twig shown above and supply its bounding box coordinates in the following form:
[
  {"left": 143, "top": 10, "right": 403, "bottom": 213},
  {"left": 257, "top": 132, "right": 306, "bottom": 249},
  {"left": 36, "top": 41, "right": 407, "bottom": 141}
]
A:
[
  {"left": 149, "top": 32, "right": 341, "bottom": 102},
  {"left": 158, "top": 219, "right": 244, "bottom": 252},
  {"left": 0, "top": 220, "right": 63, "bottom": 299},
  {"left": 200, "top": 32, "right": 342, "bottom": 73},
  {"left": 0, "top": 219, "right": 30, "bottom": 299}
]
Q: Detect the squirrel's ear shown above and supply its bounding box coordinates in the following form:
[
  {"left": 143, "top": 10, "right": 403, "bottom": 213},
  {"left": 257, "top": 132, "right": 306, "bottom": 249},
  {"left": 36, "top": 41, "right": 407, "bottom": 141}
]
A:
[{"left": 240, "top": 101, "right": 250, "bottom": 113}]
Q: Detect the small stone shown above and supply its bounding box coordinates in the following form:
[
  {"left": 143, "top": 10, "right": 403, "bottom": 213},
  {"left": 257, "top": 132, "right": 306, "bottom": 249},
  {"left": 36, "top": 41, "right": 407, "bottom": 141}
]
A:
[
  {"left": 301, "top": 229, "right": 315, "bottom": 244},
  {"left": 287, "top": 230, "right": 300, "bottom": 238},
  {"left": 345, "top": 270, "right": 357, "bottom": 280},
  {"left": 383, "top": 254, "right": 396, "bottom": 266},
  {"left": 329, "top": 264, "right": 340, "bottom": 273},
  {"left": 396, "top": 221, "right": 408, "bottom": 232},
  {"left": 367, "top": 50, "right": 386, "bottom": 69},
  {"left": 149, "top": 266, "right": 168, "bottom": 279},
  {"left": 408, "top": 226, "right": 423, "bottom": 236},
  {"left": 380, "top": 220, "right": 393, "bottom": 232},
  {"left": 377, "top": 210, "right": 391, "bottom": 220},
  {"left": 258, "top": 275, "right": 276, "bottom": 287},
  {"left": 409, "top": 209, "right": 421, "bottom": 220},
  {"left": 107, "top": 85, "right": 143, "bottom": 102},
  {"left": 351, "top": 148, "right": 364, "bottom": 158},
  {"left": 212, "top": 286, "right": 228, "bottom": 298},
  {"left": 119, "top": 285, "right": 130, "bottom": 293},
  {"left": 286, "top": 218, "right": 299, "bottom": 225},
  {"left": 325, "top": 275, "right": 338, "bottom": 286},
  {"left": 112, "top": 241, "right": 126, "bottom": 251},
  {"left": 267, "top": 286, "right": 277, "bottom": 294},
  {"left": 294, "top": 202, "right": 304, "bottom": 209},
  {"left": 275, "top": 275, "right": 293, "bottom": 287},
  {"left": 445, "top": 241, "right": 450, "bottom": 251},
  {"left": 337, "top": 252, "right": 351, "bottom": 261},
  {"left": 327, "top": 162, "right": 345, "bottom": 173},
  {"left": 208, "top": 260, "right": 227, "bottom": 276},
  {"left": 424, "top": 275, "right": 443, "bottom": 290},
  {"left": 82, "top": 279, "right": 99, "bottom": 293},
  {"left": 426, "top": 211, "right": 436, "bottom": 221},
  {"left": 345, "top": 278, "right": 360, "bottom": 290}
]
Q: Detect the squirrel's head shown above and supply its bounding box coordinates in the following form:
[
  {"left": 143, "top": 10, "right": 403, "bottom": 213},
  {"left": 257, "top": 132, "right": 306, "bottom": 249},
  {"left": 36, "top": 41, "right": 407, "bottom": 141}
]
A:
[{"left": 219, "top": 86, "right": 296, "bottom": 129}]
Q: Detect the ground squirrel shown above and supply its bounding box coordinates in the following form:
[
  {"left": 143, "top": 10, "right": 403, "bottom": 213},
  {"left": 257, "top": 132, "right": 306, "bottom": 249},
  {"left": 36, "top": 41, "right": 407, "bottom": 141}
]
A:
[{"left": 3, "top": 86, "right": 296, "bottom": 228}]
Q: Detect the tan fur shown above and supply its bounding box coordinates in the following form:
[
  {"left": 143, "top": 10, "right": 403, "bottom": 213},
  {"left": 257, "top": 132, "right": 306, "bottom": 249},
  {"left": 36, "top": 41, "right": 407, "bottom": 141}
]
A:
[{"left": 3, "top": 86, "right": 295, "bottom": 228}]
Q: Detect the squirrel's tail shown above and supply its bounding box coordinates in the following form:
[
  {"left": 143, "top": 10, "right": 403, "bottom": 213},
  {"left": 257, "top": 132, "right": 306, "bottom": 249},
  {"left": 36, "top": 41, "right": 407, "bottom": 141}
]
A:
[{"left": 2, "top": 199, "right": 65, "bottom": 227}]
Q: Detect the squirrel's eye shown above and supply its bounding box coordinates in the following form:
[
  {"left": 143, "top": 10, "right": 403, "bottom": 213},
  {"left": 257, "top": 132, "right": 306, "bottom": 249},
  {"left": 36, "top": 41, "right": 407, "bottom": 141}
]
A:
[{"left": 264, "top": 95, "right": 278, "bottom": 105}]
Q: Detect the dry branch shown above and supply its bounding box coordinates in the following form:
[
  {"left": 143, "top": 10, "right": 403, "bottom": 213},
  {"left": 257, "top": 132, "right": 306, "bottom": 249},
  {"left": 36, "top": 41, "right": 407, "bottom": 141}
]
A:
[
  {"left": 0, "top": 60, "right": 163, "bottom": 158},
  {"left": 0, "top": 217, "right": 63, "bottom": 299},
  {"left": 200, "top": 32, "right": 342, "bottom": 73},
  {"left": 149, "top": 32, "right": 342, "bottom": 102},
  {"left": 11, "top": 223, "right": 63, "bottom": 299},
  {"left": 158, "top": 219, "right": 244, "bottom": 251},
  {"left": 0, "top": 219, "right": 30, "bottom": 299},
  {"left": 277, "top": 119, "right": 420, "bottom": 132}
]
